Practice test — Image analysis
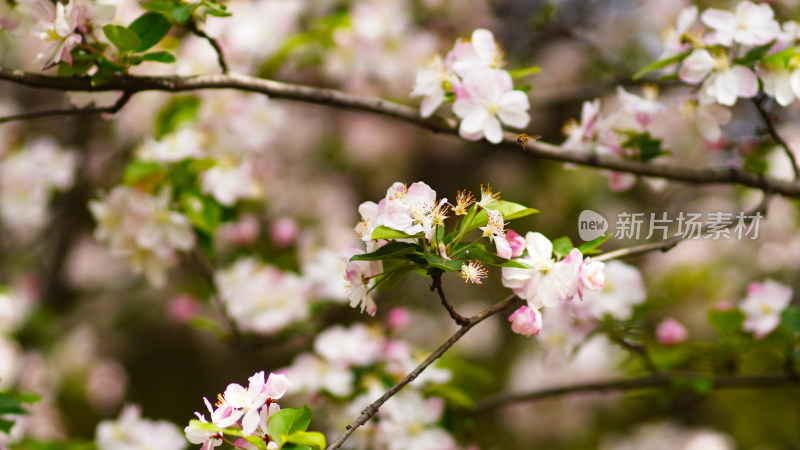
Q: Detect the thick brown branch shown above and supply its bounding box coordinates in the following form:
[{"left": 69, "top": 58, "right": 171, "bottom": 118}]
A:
[
  {"left": 327, "top": 294, "right": 522, "bottom": 450},
  {"left": 0, "top": 91, "right": 132, "bottom": 124},
  {"left": 475, "top": 372, "right": 800, "bottom": 413},
  {"left": 2, "top": 68, "right": 800, "bottom": 196}
]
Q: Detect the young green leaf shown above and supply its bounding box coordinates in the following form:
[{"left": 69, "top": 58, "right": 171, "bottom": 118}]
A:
[
  {"left": 268, "top": 406, "right": 312, "bottom": 446},
  {"left": 632, "top": 53, "right": 688, "bottom": 80},
  {"left": 423, "top": 251, "right": 464, "bottom": 272},
  {"left": 103, "top": 24, "right": 142, "bottom": 52},
  {"left": 370, "top": 225, "right": 424, "bottom": 240},
  {"left": 348, "top": 242, "right": 422, "bottom": 262},
  {"left": 139, "top": 51, "right": 176, "bottom": 63},
  {"left": 283, "top": 431, "right": 327, "bottom": 449},
  {"left": 129, "top": 12, "right": 172, "bottom": 51},
  {"left": 577, "top": 234, "right": 611, "bottom": 255},
  {"left": 462, "top": 246, "right": 532, "bottom": 269},
  {"left": 551, "top": 236, "right": 574, "bottom": 259}
]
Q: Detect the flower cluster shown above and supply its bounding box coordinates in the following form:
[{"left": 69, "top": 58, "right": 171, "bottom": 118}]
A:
[
  {"left": 283, "top": 321, "right": 455, "bottom": 450},
  {"left": 214, "top": 258, "right": 311, "bottom": 334},
  {"left": 412, "top": 28, "right": 531, "bottom": 143},
  {"left": 502, "top": 232, "right": 605, "bottom": 336},
  {"left": 0, "top": 138, "right": 77, "bottom": 236},
  {"left": 349, "top": 181, "right": 538, "bottom": 315},
  {"left": 96, "top": 404, "right": 186, "bottom": 450},
  {"left": 184, "top": 371, "right": 292, "bottom": 450},
  {"left": 89, "top": 186, "right": 195, "bottom": 287}
]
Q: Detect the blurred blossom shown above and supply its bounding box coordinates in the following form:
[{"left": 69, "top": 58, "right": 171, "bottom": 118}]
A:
[
  {"left": 270, "top": 216, "right": 300, "bottom": 248},
  {"left": 217, "top": 214, "right": 261, "bottom": 247},
  {"left": 301, "top": 247, "right": 349, "bottom": 302},
  {"left": 575, "top": 260, "right": 647, "bottom": 321},
  {"left": 387, "top": 307, "right": 410, "bottom": 332},
  {"left": 740, "top": 279, "right": 793, "bottom": 338},
  {"left": 215, "top": 258, "right": 311, "bottom": 334},
  {"left": 0, "top": 137, "right": 77, "bottom": 236},
  {"left": 87, "top": 360, "right": 128, "bottom": 414},
  {"left": 167, "top": 294, "right": 201, "bottom": 324},
  {"left": 0, "top": 336, "right": 22, "bottom": 389},
  {"left": 701, "top": 1, "right": 780, "bottom": 47},
  {"left": 136, "top": 128, "right": 206, "bottom": 162},
  {"left": 376, "top": 390, "right": 456, "bottom": 450},
  {"left": 284, "top": 353, "right": 355, "bottom": 397},
  {"left": 600, "top": 421, "right": 735, "bottom": 450},
  {"left": 313, "top": 324, "right": 384, "bottom": 368},
  {"left": 656, "top": 318, "right": 690, "bottom": 346},
  {"left": 95, "top": 404, "right": 186, "bottom": 450},
  {"left": 342, "top": 245, "right": 382, "bottom": 316},
  {"left": 384, "top": 340, "right": 451, "bottom": 387},
  {"left": 89, "top": 186, "right": 194, "bottom": 287}
]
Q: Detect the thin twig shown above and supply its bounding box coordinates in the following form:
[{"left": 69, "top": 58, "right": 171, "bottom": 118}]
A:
[
  {"left": 326, "top": 294, "right": 522, "bottom": 450},
  {"left": 753, "top": 95, "right": 800, "bottom": 180},
  {"left": 0, "top": 91, "right": 132, "bottom": 124},
  {"left": 1, "top": 68, "right": 800, "bottom": 197},
  {"left": 430, "top": 272, "right": 469, "bottom": 326},
  {"left": 185, "top": 21, "right": 228, "bottom": 74},
  {"left": 595, "top": 194, "right": 770, "bottom": 262},
  {"left": 474, "top": 372, "right": 800, "bottom": 413}
]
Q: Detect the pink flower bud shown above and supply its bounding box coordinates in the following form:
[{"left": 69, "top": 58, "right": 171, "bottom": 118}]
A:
[
  {"left": 506, "top": 229, "right": 526, "bottom": 258},
  {"left": 270, "top": 217, "right": 299, "bottom": 248},
  {"left": 508, "top": 305, "right": 542, "bottom": 337},
  {"left": 656, "top": 318, "right": 689, "bottom": 346},
  {"left": 387, "top": 307, "right": 410, "bottom": 332},
  {"left": 167, "top": 293, "right": 200, "bottom": 323},
  {"left": 580, "top": 259, "right": 605, "bottom": 291}
]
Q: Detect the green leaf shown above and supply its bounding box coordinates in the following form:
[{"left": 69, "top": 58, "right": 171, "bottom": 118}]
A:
[
  {"left": 0, "top": 417, "right": 14, "bottom": 435},
  {"left": 139, "top": 51, "right": 176, "bottom": 63},
  {"left": 179, "top": 191, "right": 221, "bottom": 234},
  {"left": 462, "top": 245, "right": 532, "bottom": 269},
  {"left": 57, "top": 57, "right": 95, "bottom": 77},
  {"left": 551, "top": 236, "right": 574, "bottom": 259},
  {"left": 129, "top": 12, "right": 172, "bottom": 51},
  {"left": 172, "top": 3, "right": 194, "bottom": 23},
  {"left": 708, "top": 309, "right": 745, "bottom": 337},
  {"left": 369, "top": 225, "right": 423, "bottom": 240},
  {"left": 461, "top": 201, "right": 539, "bottom": 236},
  {"left": 762, "top": 46, "right": 797, "bottom": 68},
  {"left": 735, "top": 41, "right": 776, "bottom": 65},
  {"left": 283, "top": 431, "right": 327, "bottom": 449},
  {"left": 103, "top": 24, "right": 142, "bottom": 52},
  {"left": 423, "top": 251, "right": 464, "bottom": 272},
  {"left": 349, "top": 242, "right": 422, "bottom": 262},
  {"left": 621, "top": 131, "right": 665, "bottom": 161},
  {"left": 141, "top": 0, "right": 174, "bottom": 16},
  {"left": 577, "top": 234, "right": 610, "bottom": 255},
  {"left": 781, "top": 307, "right": 800, "bottom": 334},
  {"left": 509, "top": 66, "right": 541, "bottom": 79},
  {"left": 268, "top": 406, "right": 312, "bottom": 446},
  {"left": 122, "top": 161, "right": 168, "bottom": 188},
  {"left": 632, "top": 52, "right": 689, "bottom": 80},
  {"left": 371, "top": 264, "right": 415, "bottom": 291},
  {"left": 154, "top": 95, "right": 200, "bottom": 139}
]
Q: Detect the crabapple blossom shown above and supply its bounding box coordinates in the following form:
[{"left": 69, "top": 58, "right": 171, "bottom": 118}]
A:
[
  {"left": 508, "top": 305, "right": 543, "bottom": 337},
  {"left": 184, "top": 398, "right": 222, "bottom": 450},
  {"left": 660, "top": 6, "right": 699, "bottom": 60},
  {"left": 561, "top": 99, "right": 613, "bottom": 152},
  {"left": 376, "top": 390, "right": 457, "bottom": 450},
  {"left": 506, "top": 229, "right": 526, "bottom": 258},
  {"left": 679, "top": 49, "right": 758, "bottom": 106},
  {"left": 449, "top": 28, "right": 505, "bottom": 77},
  {"left": 577, "top": 260, "right": 646, "bottom": 320},
  {"left": 342, "top": 245, "right": 382, "bottom": 315},
  {"left": 480, "top": 209, "right": 511, "bottom": 258},
  {"left": 701, "top": 1, "right": 780, "bottom": 47},
  {"left": 680, "top": 99, "right": 732, "bottom": 142},
  {"left": 616, "top": 85, "right": 665, "bottom": 128},
  {"left": 284, "top": 353, "right": 356, "bottom": 397},
  {"left": 313, "top": 323, "right": 383, "bottom": 368},
  {"left": 576, "top": 258, "right": 605, "bottom": 300},
  {"left": 220, "top": 371, "right": 286, "bottom": 436},
  {"left": 740, "top": 279, "right": 793, "bottom": 338},
  {"left": 453, "top": 68, "right": 530, "bottom": 144},
  {"left": 411, "top": 55, "right": 455, "bottom": 117},
  {"left": 656, "top": 318, "right": 689, "bottom": 346},
  {"left": 501, "top": 233, "right": 586, "bottom": 309},
  {"left": 757, "top": 60, "right": 800, "bottom": 107}
]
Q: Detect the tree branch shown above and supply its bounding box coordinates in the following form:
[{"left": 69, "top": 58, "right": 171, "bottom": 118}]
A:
[
  {"left": 185, "top": 21, "right": 229, "bottom": 74},
  {"left": 430, "top": 272, "right": 469, "bottom": 326},
  {"left": 474, "top": 372, "right": 800, "bottom": 413},
  {"left": 2, "top": 68, "right": 800, "bottom": 197},
  {"left": 753, "top": 95, "right": 800, "bottom": 180},
  {"left": 327, "top": 294, "right": 522, "bottom": 450},
  {"left": 0, "top": 91, "right": 132, "bottom": 124}
]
